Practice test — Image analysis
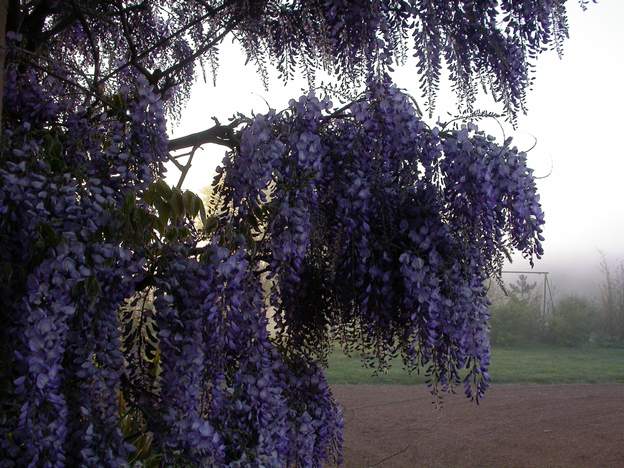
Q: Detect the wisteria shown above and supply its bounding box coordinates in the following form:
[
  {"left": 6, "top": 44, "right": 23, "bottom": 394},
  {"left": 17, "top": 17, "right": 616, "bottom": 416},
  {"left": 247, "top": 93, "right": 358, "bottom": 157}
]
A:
[
  {"left": 147, "top": 247, "right": 342, "bottom": 466},
  {"left": 0, "top": 56, "right": 160, "bottom": 466},
  {"left": 0, "top": 0, "right": 582, "bottom": 466},
  {"left": 236, "top": 0, "right": 585, "bottom": 118},
  {"left": 216, "top": 78, "right": 544, "bottom": 398}
]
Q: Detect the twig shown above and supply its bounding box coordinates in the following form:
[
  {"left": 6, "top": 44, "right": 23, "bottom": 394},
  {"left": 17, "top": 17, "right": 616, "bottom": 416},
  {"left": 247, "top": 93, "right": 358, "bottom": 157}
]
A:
[
  {"left": 166, "top": 153, "right": 184, "bottom": 171},
  {"left": 97, "top": 0, "right": 236, "bottom": 85},
  {"left": 116, "top": 1, "right": 156, "bottom": 84},
  {"left": 158, "top": 19, "right": 236, "bottom": 85},
  {"left": 176, "top": 145, "right": 201, "bottom": 189},
  {"left": 73, "top": 1, "right": 101, "bottom": 105},
  {"left": 368, "top": 445, "right": 410, "bottom": 467}
]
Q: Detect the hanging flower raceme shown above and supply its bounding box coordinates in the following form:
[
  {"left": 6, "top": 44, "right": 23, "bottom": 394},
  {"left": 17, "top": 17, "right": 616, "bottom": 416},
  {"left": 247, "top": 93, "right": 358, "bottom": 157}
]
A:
[
  {"left": 0, "top": 1, "right": 576, "bottom": 465},
  {"left": 0, "top": 65, "right": 166, "bottom": 465},
  {"left": 0, "top": 56, "right": 344, "bottom": 468},
  {"left": 216, "top": 78, "right": 544, "bottom": 400},
  {"left": 152, "top": 252, "right": 225, "bottom": 465},
  {"left": 147, "top": 246, "right": 343, "bottom": 466}
]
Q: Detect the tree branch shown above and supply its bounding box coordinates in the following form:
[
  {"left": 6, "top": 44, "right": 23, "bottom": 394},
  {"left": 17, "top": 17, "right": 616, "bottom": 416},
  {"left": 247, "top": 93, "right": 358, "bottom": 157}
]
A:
[
  {"left": 176, "top": 145, "right": 200, "bottom": 189},
  {"left": 116, "top": 1, "right": 156, "bottom": 85},
  {"left": 97, "top": 0, "right": 236, "bottom": 85},
  {"left": 157, "top": 19, "right": 236, "bottom": 86},
  {"left": 10, "top": 45, "right": 113, "bottom": 108},
  {"left": 168, "top": 119, "right": 243, "bottom": 152},
  {"left": 72, "top": 1, "right": 101, "bottom": 104}
]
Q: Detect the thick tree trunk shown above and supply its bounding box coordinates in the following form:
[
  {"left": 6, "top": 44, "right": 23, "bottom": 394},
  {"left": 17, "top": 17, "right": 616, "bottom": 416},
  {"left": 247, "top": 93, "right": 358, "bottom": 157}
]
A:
[{"left": 0, "top": 0, "right": 7, "bottom": 134}]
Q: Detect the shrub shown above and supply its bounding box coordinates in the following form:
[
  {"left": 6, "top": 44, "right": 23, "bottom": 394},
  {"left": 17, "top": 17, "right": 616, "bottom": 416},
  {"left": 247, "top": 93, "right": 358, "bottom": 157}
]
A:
[
  {"left": 599, "top": 258, "right": 624, "bottom": 342},
  {"left": 547, "top": 296, "right": 595, "bottom": 347},
  {"left": 489, "top": 275, "right": 543, "bottom": 346},
  {"left": 490, "top": 297, "right": 543, "bottom": 346}
]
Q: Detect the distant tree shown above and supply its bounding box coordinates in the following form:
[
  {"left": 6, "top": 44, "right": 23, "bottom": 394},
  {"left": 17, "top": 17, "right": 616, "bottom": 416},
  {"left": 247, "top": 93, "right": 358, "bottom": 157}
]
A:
[
  {"left": 548, "top": 296, "right": 595, "bottom": 346},
  {"left": 0, "top": 1, "right": 591, "bottom": 465},
  {"left": 490, "top": 275, "right": 542, "bottom": 346},
  {"left": 509, "top": 275, "right": 539, "bottom": 303},
  {"left": 599, "top": 256, "right": 624, "bottom": 342}
]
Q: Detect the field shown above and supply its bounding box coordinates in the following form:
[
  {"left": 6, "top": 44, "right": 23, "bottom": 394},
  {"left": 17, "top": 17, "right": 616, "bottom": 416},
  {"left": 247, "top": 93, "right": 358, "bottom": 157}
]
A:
[
  {"left": 327, "top": 346, "right": 624, "bottom": 467},
  {"left": 325, "top": 345, "right": 624, "bottom": 385},
  {"left": 332, "top": 383, "right": 624, "bottom": 467}
]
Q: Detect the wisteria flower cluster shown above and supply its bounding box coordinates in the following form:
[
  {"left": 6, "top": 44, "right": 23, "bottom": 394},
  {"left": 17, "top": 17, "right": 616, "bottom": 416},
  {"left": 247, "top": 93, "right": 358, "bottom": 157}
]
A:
[
  {"left": 0, "top": 60, "right": 165, "bottom": 466},
  {"left": 217, "top": 78, "right": 544, "bottom": 399},
  {"left": 0, "top": 0, "right": 574, "bottom": 466},
  {"left": 237, "top": 0, "right": 584, "bottom": 117},
  {"left": 150, "top": 247, "right": 342, "bottom": 466}
]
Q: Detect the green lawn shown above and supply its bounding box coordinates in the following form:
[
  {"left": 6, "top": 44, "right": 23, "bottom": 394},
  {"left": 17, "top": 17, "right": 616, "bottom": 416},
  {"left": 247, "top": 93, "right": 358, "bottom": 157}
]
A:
[{"left": 324, "top": 345, "right": 624, "bottom": 384}]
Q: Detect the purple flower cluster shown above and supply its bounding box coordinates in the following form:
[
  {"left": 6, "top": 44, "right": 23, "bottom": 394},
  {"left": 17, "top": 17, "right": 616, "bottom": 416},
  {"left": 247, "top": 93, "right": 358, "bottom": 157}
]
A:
[
  {"left": 441, "top": 124, "right": 545, "bottom": 268},
  {"left": 153, "top": 254, "right": 224, "bottom": 465},
  {"left": 218, "top": 95, "right": 331, "bottom": 348},
  {"left": 218, "top": 78, "right": 544, "bottom": 400},
  {"left": 0, "top": 63, "right": 165, "bottom": 465},
  {"left": 1, "top": 1, "right": 567, "bottom": 465},
  {"left": 1, "top": 20, "right": 345, "bottom": 467},
  {"left": 148, "top": 247, "right": 343, "bottom": 466},
  {"left": 279, "top": 361, "right": 344, "bottom": 467},
  {"left": 237, "top": 0, "right": 575, "bottom": 116}
]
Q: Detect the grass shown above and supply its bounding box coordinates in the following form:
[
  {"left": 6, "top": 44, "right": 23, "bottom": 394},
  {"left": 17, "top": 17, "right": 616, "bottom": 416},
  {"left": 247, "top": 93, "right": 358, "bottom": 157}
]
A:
[{"left": 324, "top": 345, "right": 624, "bottom": 385}]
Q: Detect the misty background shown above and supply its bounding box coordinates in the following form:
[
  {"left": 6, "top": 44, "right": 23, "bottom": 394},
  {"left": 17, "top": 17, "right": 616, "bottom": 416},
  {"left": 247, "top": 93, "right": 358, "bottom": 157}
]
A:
[{"left": 166, "top": 1, "right": 624, "bottom": 302}]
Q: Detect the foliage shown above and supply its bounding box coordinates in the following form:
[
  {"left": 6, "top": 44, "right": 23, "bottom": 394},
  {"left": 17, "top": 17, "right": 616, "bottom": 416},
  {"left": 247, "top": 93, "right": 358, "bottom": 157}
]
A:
[
  {"left": 0, "top": 1, "right": 588, "bottom": 466},
  {"left": 598, "top": 257, "right": 624, "bottom": 342},
  {"left": 509, "top": 274, "right": 539, "bottom": 302},
  {"left": 490, "top": 275, "right": 543, "bottom": 346},
  {"left": 490, "top": 298, "right": 543, "bottom": 347},
  {"left": 490, "top": 276, "right": 597, "bottom": 348},
  {"left": 215, "top": 83, "right": 546, "bottom": 402},
  {"left": 547, "top": 296, "right": 595, "bottom": 346}
]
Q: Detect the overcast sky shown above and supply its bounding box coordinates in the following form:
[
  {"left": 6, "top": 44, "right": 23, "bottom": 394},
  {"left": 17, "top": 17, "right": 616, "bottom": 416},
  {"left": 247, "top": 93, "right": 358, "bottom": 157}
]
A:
[{"left": 167, "top": 1, "right": 624, "bottom": 297}]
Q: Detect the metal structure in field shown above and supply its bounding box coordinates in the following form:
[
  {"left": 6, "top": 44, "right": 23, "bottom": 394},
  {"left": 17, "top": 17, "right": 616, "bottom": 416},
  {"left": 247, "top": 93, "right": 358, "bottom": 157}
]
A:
[{"left": 501, "top": 270, "right": 556, "bottom": 319}]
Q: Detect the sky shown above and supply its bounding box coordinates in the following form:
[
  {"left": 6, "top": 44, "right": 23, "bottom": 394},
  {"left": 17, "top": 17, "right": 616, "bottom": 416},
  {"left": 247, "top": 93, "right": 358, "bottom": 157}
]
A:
[{"left": 166, "top": 1, "right": 624, "bottom": 298}]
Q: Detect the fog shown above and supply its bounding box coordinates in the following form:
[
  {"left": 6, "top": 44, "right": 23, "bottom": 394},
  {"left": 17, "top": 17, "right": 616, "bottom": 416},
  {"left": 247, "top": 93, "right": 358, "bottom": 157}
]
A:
[{"left": 167, "top": 2, "right": 624, "bottom": 300}]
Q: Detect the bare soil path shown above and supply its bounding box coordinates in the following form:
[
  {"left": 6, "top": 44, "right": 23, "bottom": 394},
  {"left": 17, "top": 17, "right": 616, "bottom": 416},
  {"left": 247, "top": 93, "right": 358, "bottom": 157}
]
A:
[{"left": 332, "top": 384, "right": 624, "bottom": 467}]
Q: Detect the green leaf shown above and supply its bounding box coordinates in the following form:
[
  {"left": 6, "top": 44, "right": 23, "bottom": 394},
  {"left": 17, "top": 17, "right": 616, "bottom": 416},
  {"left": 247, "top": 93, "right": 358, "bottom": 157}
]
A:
[
  {"left": 182, "top": 190, "right": 196, "bottom": 217},
  {"left": 198, "top": 199, "right": 208, "bottom": 228},
  {"left": 157, "top": 204, "right": 172, "bottom": 234},
  {"left": 142, "top": 187, "right": 158, "bottom": 206},
  {"left": 153, "top": 180, "right": 172, "bottom": 199},
  {"left": 123, "top": 192, "right": 136, "bottom": 214},
  {"left": 203, "top": 215, "right": 217, "bottom": 234},
  {"left": 169, "top": 189, "right": 185, "bottom": 220},
  {"left": 84, "top": 276, "right": 102, "bottom": 299}
]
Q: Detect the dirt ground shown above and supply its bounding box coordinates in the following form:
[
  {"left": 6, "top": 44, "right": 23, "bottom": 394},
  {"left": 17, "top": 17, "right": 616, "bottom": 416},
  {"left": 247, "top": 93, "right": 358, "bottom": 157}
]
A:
[{"left": 332, "top": 384, "right": 624, "bottom": 468}]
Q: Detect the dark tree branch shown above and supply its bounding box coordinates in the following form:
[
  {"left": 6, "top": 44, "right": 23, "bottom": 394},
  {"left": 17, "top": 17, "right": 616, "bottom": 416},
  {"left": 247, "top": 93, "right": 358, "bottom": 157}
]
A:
[
  {"left": 116, "top": 1, "right": 156, "bottom": 85},
  {"left": 157, "top": 19, "right": 236, "bottom": 86},
  {"left": 168, "top": 119, "right": 243, "bottom": 152},
  {"left": 38, "top": 1, "right": 149, "bottom": 46},
  {"left": 10, "top": 45, "right": 113, "bottom": 108},
  {"left": 6, "top": 0, "right": 20, "bottom": 33},
  {"left": 21, "top": 0, "right": 54, "bottom": 50},
  {"left": 72, "top": 1, "right": 101, "bottom": 103},
  {"left": 166, "top": 152, "right": 184, "bottom": 171},
  {"left": 176, "top": 145, "right": 200, "bottom": 189},
  {"left": 37, "top": 10, "right": 78, "bottom": 45},
  {"left": 97, "top": 0, "right": 236, "bottom": 85}
]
